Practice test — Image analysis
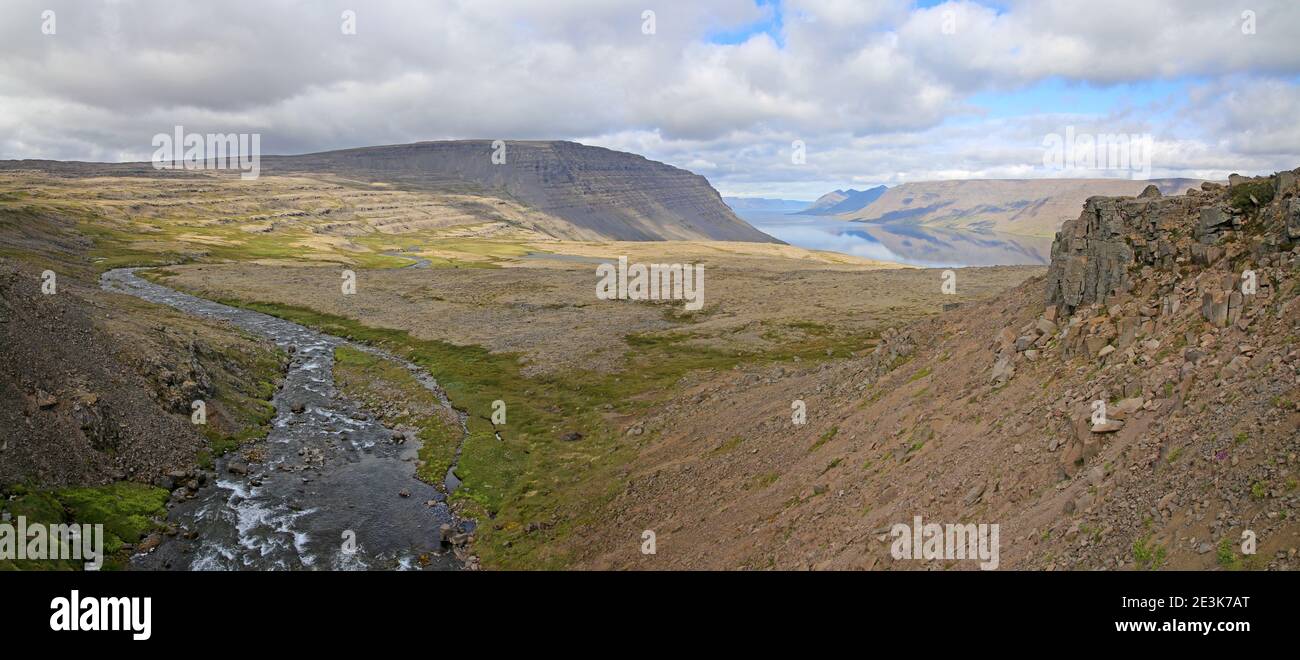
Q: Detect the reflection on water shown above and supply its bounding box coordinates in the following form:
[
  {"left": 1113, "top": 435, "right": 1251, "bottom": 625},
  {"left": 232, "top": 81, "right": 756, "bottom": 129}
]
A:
[{"left": 736, "top": 210, "right": 1053, "bottom": 268}]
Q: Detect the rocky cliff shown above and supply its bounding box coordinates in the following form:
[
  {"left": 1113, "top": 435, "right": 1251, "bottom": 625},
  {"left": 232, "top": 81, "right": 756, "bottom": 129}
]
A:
[
  {"left": 1046, "top": 173, "right": 1299, "bottom": 318},
  {"left": 261, "top": 140, "right": 779, "bottom": 243}
]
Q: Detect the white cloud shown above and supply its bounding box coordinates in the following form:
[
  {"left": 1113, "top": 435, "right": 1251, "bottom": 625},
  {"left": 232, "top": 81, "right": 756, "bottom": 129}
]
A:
[{"left": 0, "top": 0, "right": 1297, "bottom": 193}]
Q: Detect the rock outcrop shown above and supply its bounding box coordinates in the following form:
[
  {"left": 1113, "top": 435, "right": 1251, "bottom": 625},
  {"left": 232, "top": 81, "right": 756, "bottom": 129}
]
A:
[{"left": 1046, "top": 169, "right": 1300, "bottom": 317}]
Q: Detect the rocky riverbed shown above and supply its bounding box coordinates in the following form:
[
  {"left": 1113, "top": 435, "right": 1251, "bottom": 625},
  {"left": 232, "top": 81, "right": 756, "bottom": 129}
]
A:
[{"left": 102, "top": 268, "right": 474, "bottom": 571}]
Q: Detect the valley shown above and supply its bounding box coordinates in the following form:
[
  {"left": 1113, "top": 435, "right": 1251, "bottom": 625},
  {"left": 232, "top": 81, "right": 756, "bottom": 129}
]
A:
[{"left": 2, "top": 146, "right": 1297, "bottom": 573}]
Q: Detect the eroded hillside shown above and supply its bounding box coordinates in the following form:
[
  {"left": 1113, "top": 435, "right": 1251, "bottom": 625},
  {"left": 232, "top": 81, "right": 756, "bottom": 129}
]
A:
[{"left": 569, "top": 172, "right": 1300, "bottom": 571}]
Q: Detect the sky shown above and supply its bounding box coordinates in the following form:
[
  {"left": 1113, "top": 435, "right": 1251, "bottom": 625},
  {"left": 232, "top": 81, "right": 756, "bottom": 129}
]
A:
[{"left": 2, "top": 0, "right": 1299, "bottom": 200}]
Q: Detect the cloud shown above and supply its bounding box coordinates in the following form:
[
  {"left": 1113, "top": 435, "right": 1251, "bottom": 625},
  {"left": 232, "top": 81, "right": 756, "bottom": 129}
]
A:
[{"left": 0, "top": 0, "right": 1297, "bottom": 193}]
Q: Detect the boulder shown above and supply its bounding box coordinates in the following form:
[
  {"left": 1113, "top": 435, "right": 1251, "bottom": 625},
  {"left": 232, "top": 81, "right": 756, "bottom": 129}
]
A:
[
  {"left": 1222, "top": 354, "right": 1250, "bottom": 378},
  {"left": 1084, "top": 335, "right": 1110, "bottom": 356},
  {"left": 1197, "top": 206, "right": 1232, "bottom": 241},
  {"left": 990, "top": 356, "right": 1014, "bottom": 384},
  {"left": 1277, "top": 171, "right": 1297, "bottom": 197},
  {"left": 1202, "top": 291, "right": 1229, "bottom": 328}
]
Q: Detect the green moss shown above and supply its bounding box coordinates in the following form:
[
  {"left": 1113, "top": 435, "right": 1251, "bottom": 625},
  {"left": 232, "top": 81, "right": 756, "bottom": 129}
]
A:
[
  {"left": 1132, "top": 534, "right": 1167, "bottom": 570},
  {"left": 809, "top": 426, "right": 838, "bottom": 453},
  {"left": 1216, "top": 538, "right": 1240, "bottom": 570},
  {"left": 1, "top": 482, "right": 168, "bottom": 571},
  {"left": 711, "top": 436, "right": 745, "bottom": 455},
  {"left": 1228, "top": 179, "right": 1275, "bottom": 214},
  {"left": 53, "top": 483, "right": 168, "bottom": 553}
]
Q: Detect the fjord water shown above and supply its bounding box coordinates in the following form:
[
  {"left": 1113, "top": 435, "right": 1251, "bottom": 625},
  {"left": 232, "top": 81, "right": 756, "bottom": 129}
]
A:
[
  {"left": 101, "top": 269, "right": 468, "bottom": 571},
  {"left": 736, "top": 210, "right": 1053, "bottom": 267}
]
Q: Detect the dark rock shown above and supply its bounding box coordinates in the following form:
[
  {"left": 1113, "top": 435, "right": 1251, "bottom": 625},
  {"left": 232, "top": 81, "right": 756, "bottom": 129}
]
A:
[
  {"left": 1287, "top": 199, "right": 1300, "bottom": 239},
  {"left": 1197, "top": 206, "right": 1232, "bottom": 241},
  {"left": 1044, "top": 197, "right": 1136, "bottom": 316},
  {"left": 35, "top": 389, "right": 57, "bottom": 409}
]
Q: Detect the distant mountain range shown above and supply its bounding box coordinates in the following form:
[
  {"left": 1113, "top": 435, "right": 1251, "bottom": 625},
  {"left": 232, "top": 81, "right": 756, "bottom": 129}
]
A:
[
  {"left": 724, "top": 186, "right": 887, "bottom": 216},
  {"left": 801, "top": 186, "right": 888, "bottom": 215},
  {"left": 722, "top": 197, "right": 811, "bottom": 213},
  {"left": 839, "top": 178, "right": 1206, "bottom": 237}
]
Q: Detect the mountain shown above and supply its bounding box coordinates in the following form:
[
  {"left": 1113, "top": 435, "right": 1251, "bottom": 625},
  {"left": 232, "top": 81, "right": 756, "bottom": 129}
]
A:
[
  {"left": 802, "top": 186, "right": 888, "bottom": 215},
  {"left": 0, "top": 140, "right": 779, "bottom": 244},
  {"left": 842, "top": 178, "right": 1206, "bottom": 237},
  {"left": 259, "top": 141, "right": 778, "bottom": 243},
  {"left": 723, "top": 197, "right": 810, "bottom": 213}
]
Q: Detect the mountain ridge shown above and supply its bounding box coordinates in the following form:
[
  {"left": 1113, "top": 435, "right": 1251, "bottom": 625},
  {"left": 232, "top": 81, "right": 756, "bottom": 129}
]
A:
[
  {"left": 803, "top": 186, "right": 888, "bottom": 215},
  {"left": 0, "top": 140, "right": 780, "bottom": 245}
]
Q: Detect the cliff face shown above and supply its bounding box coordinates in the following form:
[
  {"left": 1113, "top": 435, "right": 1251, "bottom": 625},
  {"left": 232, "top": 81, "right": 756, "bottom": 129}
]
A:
[
  {"left": 1046, "top": 172, "right": 1300, "bottom": 317},
  {"left": 262, "top": 140, "right": 779, "bottom": 243}
]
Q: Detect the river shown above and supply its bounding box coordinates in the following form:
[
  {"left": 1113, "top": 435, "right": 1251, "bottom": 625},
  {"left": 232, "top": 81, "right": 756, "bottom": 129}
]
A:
[{"left": 101, "top": 268, "right": 471, "bottom": 571}]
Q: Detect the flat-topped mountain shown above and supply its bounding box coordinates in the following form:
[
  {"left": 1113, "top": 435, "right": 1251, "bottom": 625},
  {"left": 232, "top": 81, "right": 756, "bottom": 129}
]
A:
[
  {"left": 0, "top": 140, "right": 779, "bottom": 244},
  {"left": 259, "top": 140, "right": 778, "bottom": 243},
  {"left": 842, "top": 178, "right": 1205, "bottom": 237}
]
